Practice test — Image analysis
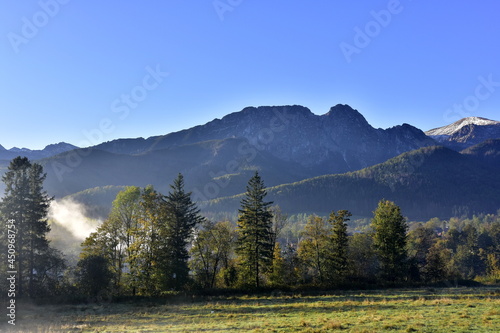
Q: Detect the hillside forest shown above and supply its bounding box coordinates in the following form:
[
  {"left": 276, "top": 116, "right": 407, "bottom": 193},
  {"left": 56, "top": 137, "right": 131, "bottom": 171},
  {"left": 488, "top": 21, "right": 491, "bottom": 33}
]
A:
[{"left": 1, "top": 156, "right": 500, "bottom": 300}]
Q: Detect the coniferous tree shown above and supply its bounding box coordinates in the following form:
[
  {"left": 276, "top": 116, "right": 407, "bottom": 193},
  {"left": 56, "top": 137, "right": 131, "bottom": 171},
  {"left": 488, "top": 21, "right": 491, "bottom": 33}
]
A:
[
  {"left": 371, "top": 200, "right": 408, "bottom": 283},
  {"left": 0, "top": 157, "right": 63, "bottom": 296},
  {"left": 327, "top": 210, "right": 351, "bottom": 285},
  {"left": 161, "top": 174, "right": 204, "bottom": 290},
  {"left": 236, "top": 171, "right": 274, "bottom": 288}
]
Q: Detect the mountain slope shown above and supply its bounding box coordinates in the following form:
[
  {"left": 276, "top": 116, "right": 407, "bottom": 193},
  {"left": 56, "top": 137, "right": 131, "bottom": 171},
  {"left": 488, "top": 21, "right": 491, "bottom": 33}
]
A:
[
  {"left": 461, "top": 139, "right": 500, "bottom": 168},
  {"left": 0, "top": 142, "right": 79, "bottom": 161},
  {"left": 39, "top": 137, "right": 311, "bottom": 199},
  {"left": 95, "top": 104, "right": 437, "bottom": 175},
  {"left": 204, "top": 146, "right": 500, "bottom": 220},
  {"left": 426, "top": 117, "right": 500, "bottom": 150}
]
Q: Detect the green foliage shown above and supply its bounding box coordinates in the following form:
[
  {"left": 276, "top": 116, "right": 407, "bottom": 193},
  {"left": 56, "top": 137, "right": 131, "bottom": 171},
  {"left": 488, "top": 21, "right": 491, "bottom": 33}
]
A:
[
  {"left": 128, "top": 185, "right": 165, "bottom": 295},
  {"left": 160, "top": 173, "right": 205, "bottom": 290},
  {"left": 79, "top": 186, "right": 142, "bottom": 294},
  {"left": 348, "top": 233, "right": 377, "bottom": 282},
  {"left": 76, "top": 255, "right": 114, "bottom": 297},
  {"left": 3, "top": 152, "right": 500, "bottom": 301},
  {"left": 190, "top": 220, "right": 236, "bottom": 289},
  {"left": 297, "top": 215, "right": 330, "bottom": 285},
  {"left": 0, "top": 157, "right": 64, "bottom": 297},
  {"left": 79, "top": 176, "right": 205, "bottom": 295},
  {"left": 407, "top": 224, "right": 438, "bottom": 281},
  {"left": 267, "top": 242, "right": 286, "bottom": 287},
  {"left": 326, "top": 210, "right": 351, "bottom": 284},
  {"left": 422, "top": 239, "right": 453, "bottom": 283},
  {"left": 371, "top": 200, "right": 408, "bottom": 283},
  {"left": 236, "top": 171, "right": 274, "bottom": 288},
  {"left": 207, "top": 146, "right": 500, "bottom": 219}
]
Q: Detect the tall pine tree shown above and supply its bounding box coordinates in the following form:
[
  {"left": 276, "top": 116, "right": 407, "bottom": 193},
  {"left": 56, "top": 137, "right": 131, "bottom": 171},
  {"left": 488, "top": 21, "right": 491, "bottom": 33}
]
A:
[
  {"left": 0, "top": 157, "right": 60, "bottom": 296},
  {"left": 236, "top": 171, "right": 274, "bottom": 288},
  {"left": 327, "top": 210, "right": 351, "bottom": 285},
  {"left": 371, "top": 200, "right": 408, "bottom": 283},
  {"left": 161, "top": 174, "right": 204, "bottom": 290}
]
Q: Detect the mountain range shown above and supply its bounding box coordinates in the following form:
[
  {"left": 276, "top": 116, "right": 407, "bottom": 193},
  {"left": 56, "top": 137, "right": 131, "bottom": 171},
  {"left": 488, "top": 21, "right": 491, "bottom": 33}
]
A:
[
  {"left": 426, "top": 116, "right": 500, "bottom": 150},
  {"left": 204, "top": 143, "right": 500, "bottom": 219},
  {"left": 1, "top": 104, "right": 499, "bottom": 220},
  {"left": 0, "top": 142, "right": 78, "bottom": 161},
  {"left": 93, "top": 104, "right": 437, "bottom": 174}
]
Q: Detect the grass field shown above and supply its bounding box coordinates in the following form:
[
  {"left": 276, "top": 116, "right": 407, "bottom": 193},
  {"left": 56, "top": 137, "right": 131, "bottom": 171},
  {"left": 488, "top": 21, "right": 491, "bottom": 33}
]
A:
[{"left": 3, "top": 287, "right": 500, "bottom": 332}]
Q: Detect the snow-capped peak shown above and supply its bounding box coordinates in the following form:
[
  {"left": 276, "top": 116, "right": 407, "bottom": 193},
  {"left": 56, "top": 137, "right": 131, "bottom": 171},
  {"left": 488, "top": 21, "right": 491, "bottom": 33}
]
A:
[{"left": 426, "top": 117, "right": 500, "bottom": 136}]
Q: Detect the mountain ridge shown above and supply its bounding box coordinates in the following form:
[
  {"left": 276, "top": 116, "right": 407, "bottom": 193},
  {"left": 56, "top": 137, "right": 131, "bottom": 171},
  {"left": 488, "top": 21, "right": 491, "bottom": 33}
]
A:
[
  {"left": 1, "top": 104, "right": 499, "bottom": 220},
  {"left": 0, "top": 142, "right": 79, "bottom": 161},
  {"left": 426, "top": 116, "right": 500, "bottom": 150},
  {"left": 427, "top": 117, "right": 500, "bottom": 136},
  {"left": 203, "top": 145, "right": 500, "bottom": 219},
  {"left": 93, "top": 104, "right": 437, "bottom": 175}
]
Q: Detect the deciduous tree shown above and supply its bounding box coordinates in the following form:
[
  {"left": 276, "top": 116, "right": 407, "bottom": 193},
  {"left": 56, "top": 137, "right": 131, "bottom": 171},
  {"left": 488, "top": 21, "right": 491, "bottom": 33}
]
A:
[
  {"left": 298, "top": 215, "right": 330, "bottom": 285},
  {"left": 190, "top": 220, "right": 236, "bottom": 289}
]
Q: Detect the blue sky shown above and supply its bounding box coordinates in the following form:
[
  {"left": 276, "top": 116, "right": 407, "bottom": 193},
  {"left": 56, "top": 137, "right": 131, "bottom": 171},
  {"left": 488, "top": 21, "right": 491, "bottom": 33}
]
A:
[{"left": 1, "top": 0, "right": 499, "bottom": 150}]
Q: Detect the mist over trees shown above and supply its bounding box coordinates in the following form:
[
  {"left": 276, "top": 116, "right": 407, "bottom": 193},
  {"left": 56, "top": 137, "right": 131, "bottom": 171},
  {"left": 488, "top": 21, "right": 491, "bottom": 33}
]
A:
[{"left": 1, "top": 157, "right": 500, "bottom": 300}]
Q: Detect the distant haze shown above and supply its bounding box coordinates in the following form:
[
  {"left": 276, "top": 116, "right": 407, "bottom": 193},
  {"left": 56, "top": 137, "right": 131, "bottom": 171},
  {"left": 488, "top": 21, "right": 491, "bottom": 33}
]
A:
[{"left": 48, "top": 198, "right": 100, "bottom": 240}]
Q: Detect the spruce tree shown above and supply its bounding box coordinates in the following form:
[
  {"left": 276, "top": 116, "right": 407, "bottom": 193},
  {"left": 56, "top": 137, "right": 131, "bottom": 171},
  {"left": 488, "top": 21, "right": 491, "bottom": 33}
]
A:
[
  {"left": 327, "top": 210, "right": 351, "bottom": 285},
  {"left": 371, "top": 200, "right": 408, "bottom": 283},
  {"left": 161, "top": 174, "right": 204, "bottom": 290},
  {"left": 236, "top": 171, "right": 274, "bottom": 288},
  {"left": 0, "top": 157, "right": 56, "bottom": 296}
]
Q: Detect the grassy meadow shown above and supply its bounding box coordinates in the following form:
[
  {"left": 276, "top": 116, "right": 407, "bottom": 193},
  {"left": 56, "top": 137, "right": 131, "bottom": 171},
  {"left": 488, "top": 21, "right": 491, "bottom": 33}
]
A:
[{"left": 3, "top": 287, "right": 499, "bottom": 332}]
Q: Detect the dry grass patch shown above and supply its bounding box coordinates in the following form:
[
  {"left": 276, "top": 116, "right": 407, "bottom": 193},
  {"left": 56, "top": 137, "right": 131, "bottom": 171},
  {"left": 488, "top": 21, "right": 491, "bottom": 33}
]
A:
[{"left": 2, "top": 287, "right": 499, "bottom": 332}]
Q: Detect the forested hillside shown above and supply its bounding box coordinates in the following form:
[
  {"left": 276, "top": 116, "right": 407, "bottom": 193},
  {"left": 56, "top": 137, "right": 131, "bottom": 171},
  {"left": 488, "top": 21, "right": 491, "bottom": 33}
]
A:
[{"left": 205, "top": 146, "right": 500, "bottom": 219}]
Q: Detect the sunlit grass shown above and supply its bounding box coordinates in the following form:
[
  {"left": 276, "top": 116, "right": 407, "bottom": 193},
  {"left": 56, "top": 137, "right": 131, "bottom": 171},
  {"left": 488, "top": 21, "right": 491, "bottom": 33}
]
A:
[{"left": 2, "top": 287, "right": 499, "bottom": 332}]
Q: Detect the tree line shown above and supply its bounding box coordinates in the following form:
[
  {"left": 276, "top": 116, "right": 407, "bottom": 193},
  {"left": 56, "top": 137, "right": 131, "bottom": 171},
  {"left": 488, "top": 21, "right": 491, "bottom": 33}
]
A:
[{"left": 1, "top": 157, "right": 500, "bottom": 299}]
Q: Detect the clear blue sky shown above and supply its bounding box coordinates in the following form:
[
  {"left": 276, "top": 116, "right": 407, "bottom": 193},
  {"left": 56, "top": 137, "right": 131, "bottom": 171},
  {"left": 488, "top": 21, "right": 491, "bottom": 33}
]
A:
[{"left": 1, "top": 0, "right": 499, "bottom": 150}]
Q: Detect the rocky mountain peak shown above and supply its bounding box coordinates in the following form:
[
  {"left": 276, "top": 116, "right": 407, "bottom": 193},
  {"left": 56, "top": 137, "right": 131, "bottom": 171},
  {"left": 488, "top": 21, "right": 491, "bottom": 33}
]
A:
[
  {"left": 90, "top": 103, "right": 439, "bottom": 174},
  {"left": 425, "top": 116, "right": 500, "bottom": 150},
  {"left": 43, "top": 142, "right": 79, "bottom": 154},
  {"left": 323, "top": 104, "right": 370, "bottom": 127},
  {"left": 426, "top": 117, "right": 500, "bottom": 136}
]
